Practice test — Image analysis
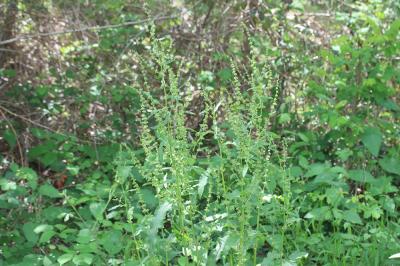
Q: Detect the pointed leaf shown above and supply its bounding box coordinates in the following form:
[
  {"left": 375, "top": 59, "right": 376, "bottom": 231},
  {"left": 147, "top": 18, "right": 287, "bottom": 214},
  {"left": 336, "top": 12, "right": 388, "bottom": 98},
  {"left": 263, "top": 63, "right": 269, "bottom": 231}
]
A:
[
  {"left": 304, "top": 206, "right": 331, "bottom": 221},
  {"left": 101, "top": 230, "right": 123, "bottom": 255},
  {"left": 73, "top": 253, "right": 94, "bottom": 265},
  {"left": 34, "top": 224, "right": 53, "bottom": 234},
  {"left": 215, "top": 235, "right": 228, "bottom": 261},
  {"left": 389, "top": 253, "right": 400, "bottom": 259},
  {"left": 150, "top": 202, "right": 172, "bottom": 235},
  {"left": 39, "top": 184, "right": 61, "bottom": 198},
  {"left": 379, "top": 156, "right": 400, "bottom": 175},
  {"left": 289, "top": 251, "right": 309, "bottom": 261},
  {"left": 23, "top": 222, "right": 38, "bottom": 243},
  {"left": 361, "top": 127, "right": 382, "bottom": 156},
  {"left": 57, "top": 254, "right": 74, "bottom": 265},
  {"left": 348, "top": 170, "right": 374, "bottom": 183},
  {"left": 343, "top": 210, "right": 362, "bottom": 224},
  {"left": 89, "top": 202, "right": 106, "bottom": 221},
  {"left": 198, "top": 171, "right": 209, "bottom": 197}
]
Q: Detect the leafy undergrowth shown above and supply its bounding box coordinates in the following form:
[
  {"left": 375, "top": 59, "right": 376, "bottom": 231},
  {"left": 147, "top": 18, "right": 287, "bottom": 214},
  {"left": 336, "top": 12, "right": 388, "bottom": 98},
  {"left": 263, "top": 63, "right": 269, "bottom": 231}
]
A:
[{"left": 1, "top": 15, "right": 400, "bottom": 266}]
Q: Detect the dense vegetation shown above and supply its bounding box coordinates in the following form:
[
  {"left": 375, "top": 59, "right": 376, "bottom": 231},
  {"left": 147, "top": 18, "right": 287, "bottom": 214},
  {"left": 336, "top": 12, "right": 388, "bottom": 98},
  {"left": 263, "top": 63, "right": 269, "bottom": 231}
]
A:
[{"left": 0, "top": 1, "right": 399, "bottom": 265}]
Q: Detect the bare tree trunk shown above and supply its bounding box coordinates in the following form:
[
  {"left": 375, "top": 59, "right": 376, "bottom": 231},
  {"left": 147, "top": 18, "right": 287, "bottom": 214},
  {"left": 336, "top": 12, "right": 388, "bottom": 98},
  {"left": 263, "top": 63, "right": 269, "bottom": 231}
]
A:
[{"left": 0, "top": 0, "right": 18, "bottom": 69}]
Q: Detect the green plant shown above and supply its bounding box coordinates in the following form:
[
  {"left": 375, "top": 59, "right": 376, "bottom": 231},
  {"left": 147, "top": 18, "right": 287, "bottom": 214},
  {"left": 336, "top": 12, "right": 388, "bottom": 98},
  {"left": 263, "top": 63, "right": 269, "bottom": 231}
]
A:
[{"left": 1, "top": 1, "right": 399, "bottom": 266}]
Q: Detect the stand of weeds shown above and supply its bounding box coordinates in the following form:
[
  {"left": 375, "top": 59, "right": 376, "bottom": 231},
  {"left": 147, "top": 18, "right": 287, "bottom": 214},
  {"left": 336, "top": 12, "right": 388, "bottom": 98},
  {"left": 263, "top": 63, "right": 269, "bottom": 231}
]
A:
[{"left": 110, "top": 29, "right": 297, "bottom": 265}]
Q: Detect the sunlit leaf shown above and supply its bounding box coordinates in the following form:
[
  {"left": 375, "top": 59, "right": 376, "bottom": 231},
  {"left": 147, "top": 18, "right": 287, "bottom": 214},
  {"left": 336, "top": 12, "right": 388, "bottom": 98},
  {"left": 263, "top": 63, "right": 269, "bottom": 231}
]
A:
[
  {"left": 150, "top": 201, "right": 172, "bottom": 235},
  {"left": 198, "top": 170, "right": 209, "bottom": 198},
  {"left": 57, "top": 254, "right": 74, "bottom": 265},
  {"left": 389, "top": 253, "right": 400, "bottom": 259}
]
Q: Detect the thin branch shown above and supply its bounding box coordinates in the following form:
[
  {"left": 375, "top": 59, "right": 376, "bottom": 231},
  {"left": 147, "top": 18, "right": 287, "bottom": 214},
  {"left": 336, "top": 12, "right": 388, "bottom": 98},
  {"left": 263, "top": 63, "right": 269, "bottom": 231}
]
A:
[
  {"left": 0, "top": 48, "right": 20, "bottom": 52},
  {"left": 0, "top": 105, "right": 98, "bottom": 144},
  {"left": 0, "top": 15, "right": 177, "bottom": 46}
]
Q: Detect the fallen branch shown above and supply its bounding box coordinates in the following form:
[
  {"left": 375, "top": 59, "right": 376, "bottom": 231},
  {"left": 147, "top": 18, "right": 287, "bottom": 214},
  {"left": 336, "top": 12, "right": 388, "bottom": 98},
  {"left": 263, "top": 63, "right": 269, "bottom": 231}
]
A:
[{"left": 0, "top": 15, "right": 177, "bottom": 46}]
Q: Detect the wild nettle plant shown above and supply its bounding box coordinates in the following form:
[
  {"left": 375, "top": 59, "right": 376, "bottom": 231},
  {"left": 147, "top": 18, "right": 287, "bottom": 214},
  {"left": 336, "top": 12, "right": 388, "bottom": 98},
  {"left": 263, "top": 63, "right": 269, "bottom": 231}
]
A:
[{"left": 112, "top": 27, "right": 296, "bottom": 265}]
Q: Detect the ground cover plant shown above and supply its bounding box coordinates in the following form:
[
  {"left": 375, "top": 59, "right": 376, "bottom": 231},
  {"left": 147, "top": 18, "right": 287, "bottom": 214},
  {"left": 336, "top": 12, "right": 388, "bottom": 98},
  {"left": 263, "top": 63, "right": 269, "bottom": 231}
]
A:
[{"left": 0, "top": 1, "right": 399, "bottom": 265}]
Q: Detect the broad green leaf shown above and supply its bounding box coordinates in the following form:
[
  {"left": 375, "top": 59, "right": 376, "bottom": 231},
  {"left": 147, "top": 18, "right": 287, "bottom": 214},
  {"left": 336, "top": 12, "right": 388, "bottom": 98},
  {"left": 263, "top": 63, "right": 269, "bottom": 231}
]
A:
[
  {"left": 41, "top": 152, "right": 58, "bottom": 167},
  {"left": 348, "top": 170, "right": 374, "bottom": 183},
  {"left": 42, "top": 206, "right": 66, "bottom": 221},
  {"left": 289, "top": 251, "right": 309, "bottom": 261},
  {"left": 34, "top": 224, "right": 53, "bottom": 234},
  {"left": 28, "top": 142, "right": 57, "bottom": 159},
  {"left": 282, "top": 261, "right": 297, "bottom": 266},
  {"left": 336, "top": 148, "right": 353, "bottom": 161},
  {"left": 313, "top": 166, "right": 345, "bottom": 184},
  {"left": 343, "top": 210, "right": 362, "bottom": 224},
  {"left": 369, "top": 176, "right": 398, "bottom": 195},
  {"left": 332, "top": 208, "right": 343, "bottom": 219},
  {"left": 335, "top": 100, "right": 348, "bottom": 109},
  {"left": 3, "top": 129, "right": 16, "bottom": 149},
  {"left": 379, "top": 156, "right": 400, "bottom": 175},
  {"left": 131, "top": 167, "right": 144, "bottom": 182},
  {"left": 35, "top": 85, "right": 49, "bottom": 97},
  {"left": 217, "top": 68, "right": 232, "bottom": 83},
  {"left": 101, "top": 230, "right": 123, "bottom": 255},
  {"left": 89, "top": 202, "right": 106, "bottom": 221},
  {"left": 304, "top": 206, "right": 331, "bottom": 221},
  {"left": 67, "top": 166, "right": 79, "bottom": 176},
  {"left": 297, "top": 133, "right": 309, "bottom": 143},
  {"left": 299, "top": 156, "right": 309, "bottom": 168},
  {"left": 224, "top": 233, "right": 240, "bottom": 254},
  {"left": 0, "top": 179, "right": 16, "bottom": 190},
  {"left": 15, "top": 254, "right": 41, "bottom": 266},
  {"left": 325, "top": 187, "right": 343, "bottom": 206},
  {"left": 363, "top": 205, "right": 382, "bottom": 219},
  {"left": 381, "top": 99, "right": 400, "bottom": 111},
  {"left": 140, "top": 188, "right": 158, "bottom": 209},
  {"left": 150, "top": 201, "right": 172, "bottom": 235},
  {"left": 289, "top": 166, "right": 303, "bottom": 178},
  {"left": 43, "top": 256, "right": 53, "bottom": 266},
  {"left": 198, "top": 171, "right": 209, "bottom": 198},
  {"left": 31, "top": 128, "right": 47, "bottom": 139},
  {"left": 39, "top": 184, "right": 61, "bottom": 198},
  {"left": 16, "top": 167, "right": 38, "bottom": 189},
  {"left": 3, "top": 69, "right": 16, "bottom": 78},
  {"left": 73, "top": 253, "right": 94, "bottom": 265},
  {"left": 242, "top": 165, "right": 248, "bottom": 178},
  {"left": 39, "top": 230, "right": 56, "bottom": 243},
  {"left": 116, "top": 165, "right": 132, "bottom": 182},
  {"left": 386, "top": 19, "right": 400, "bottom": 39},
  {"left": 278, "top": 113, "right": 291, "bottom": 124},
  {"left": 77, "top": 229, "right": 93, "bottom": 244},
  {"left": 22, "top": 222, "right": 38, "bottom": 243},
  {"left": 361, "top": 127, "right": 382, "bottom": 156},
  {"left": 305, "top": 163, "right": 330, "bottom": 178},
  {"left": 381, "top": 197, "right": 396, "bottom": 213},
  {"left": 58, "top": 253, "right": 74, "bottom": 265},
  {"left": 215, "top": 235, "right": 228, "bottom": 261}
]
